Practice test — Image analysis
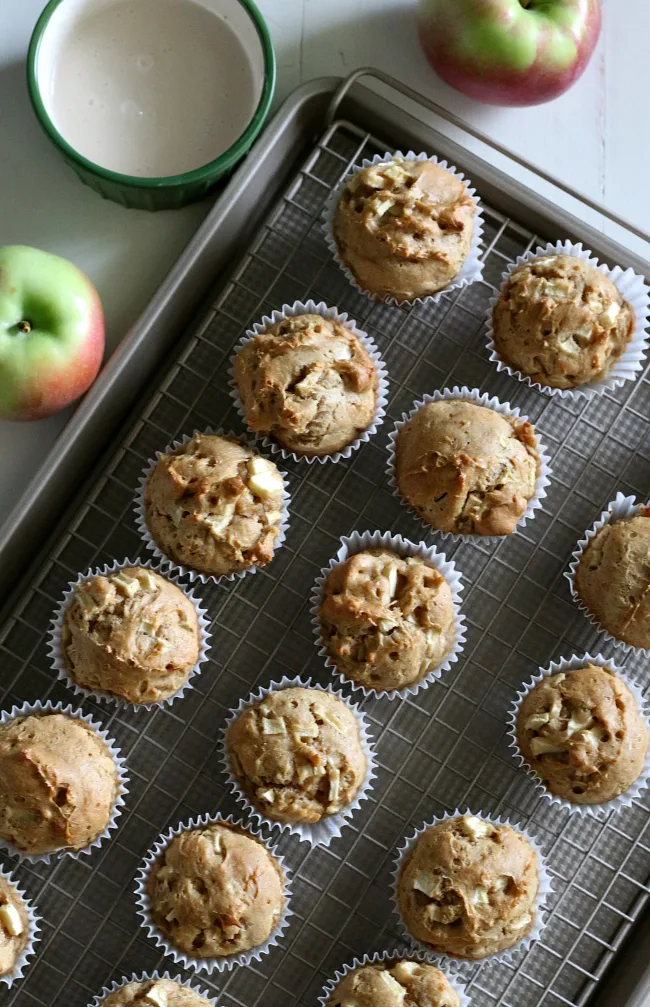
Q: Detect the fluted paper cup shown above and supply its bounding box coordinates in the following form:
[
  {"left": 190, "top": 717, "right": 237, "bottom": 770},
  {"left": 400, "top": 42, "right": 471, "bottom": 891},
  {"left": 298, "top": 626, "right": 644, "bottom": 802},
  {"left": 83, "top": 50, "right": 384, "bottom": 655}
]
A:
[
  {"left": 318, "top": 951, "right": 470, "bottom": 1007},
  {"left": 391, "top": 810, "right": 552, "bottom": 966},
  {"left": 387, "top": 386, "right": 552, "bottom": 542},
  {"left": 0, "top": 868, "right": 40, "bottom": 987},
  {"left": 566, "top": 492, "right": 650, "bottom": 655},
  {"left": 486, "top": 240, "right": 650, "bottom": 399},
  {"left": 87, "top": 972, "right": 219, "bottom": 1007},
  {"left": 219, "top": 675, "right": 376, "bottom": 846},
  {"left": 0, "top": 701, "right": 128, "bottom": 864},
  {"left": 323, "top": 151, "right": 484, "bottom": 306},
  {"left": 229, "top": 300, "right": 390, "bottom": 463},
  {"left": 133, "top": 427, "right": 291, "bottom": 585},
  {"left": 47, "top": 558, "right": 211, "bottom": 711},
  {"left": 507, "top": 653, "right": 650, "bottom": 818},
  {"left": 310, "top": 530, "right": 466, "bottom": 699},
  {"left": 135, "top": 813, "right": 292, "bottom": 974}
]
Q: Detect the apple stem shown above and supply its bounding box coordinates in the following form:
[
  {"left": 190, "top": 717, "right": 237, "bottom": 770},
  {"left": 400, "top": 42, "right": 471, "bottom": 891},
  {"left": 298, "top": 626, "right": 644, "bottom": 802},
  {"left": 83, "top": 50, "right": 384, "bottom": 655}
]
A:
[{"left": 18, "top": 321, "right": 31, "bottom": 334}]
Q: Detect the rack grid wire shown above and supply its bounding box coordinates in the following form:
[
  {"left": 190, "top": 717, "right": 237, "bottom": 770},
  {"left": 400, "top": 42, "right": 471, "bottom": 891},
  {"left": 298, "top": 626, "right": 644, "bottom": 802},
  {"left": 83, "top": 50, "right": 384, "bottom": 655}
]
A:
[{"left": 1, "top": 117, "right": 650, "bottom": 1007}]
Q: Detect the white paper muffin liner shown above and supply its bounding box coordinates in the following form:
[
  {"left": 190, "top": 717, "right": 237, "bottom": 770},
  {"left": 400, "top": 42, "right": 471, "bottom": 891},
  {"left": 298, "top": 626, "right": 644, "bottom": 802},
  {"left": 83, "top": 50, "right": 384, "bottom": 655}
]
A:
[
  {"left": 566, "top": 492, "right": 650, "bottom": 655},
  {"left": 507, "top": 653, "right": 650, "bottom": 818},
  {"left": 318, "top": 950, "right": 470, "bottom": 1007},
  {"left": 387, "top": 386, "right": 552, "bottom": 542},
  {"left": 0, "top": 868, "right": 40, "bottom": 987},
  {"left": 46, "top": 558, "right": 212, "bottom": 711},
  {"left": 135, "top": 812, "right": 293, "bottom": 974},
  {"left": 485, "top": 239, "right": 650, "bottom": 399},
  {"left": 88, "top": 971, "right": 219, "bottom": 1007},
  {"left": 0, "top": 700, "right": 128, "bottom": 864},
  {"left": 309, "top": 530, "right": 466, "bottom": 700},
  {"left": 322, "top": 151, "right": 485, "bottom": 306},
  {"left": 219, "top": 674, "right": 377, "bottom": 846},
  {"left": 133, "top": 427, "right": 291, "bottom": 585},
  {"left": 391, "top": 809, "right": 552, "bottom": 966},
  {"left": 229, "top": 300, "right": 390, "bottom": 464}
]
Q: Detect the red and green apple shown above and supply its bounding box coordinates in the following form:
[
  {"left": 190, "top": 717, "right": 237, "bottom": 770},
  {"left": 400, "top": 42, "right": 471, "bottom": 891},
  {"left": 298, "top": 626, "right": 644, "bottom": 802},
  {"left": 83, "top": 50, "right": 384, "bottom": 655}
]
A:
[
  {"left": 418, "top": 0, "right": 602, "bottom": 107},
  {"left": 0, "top": 245, "right": 104, "bottom": 421}
]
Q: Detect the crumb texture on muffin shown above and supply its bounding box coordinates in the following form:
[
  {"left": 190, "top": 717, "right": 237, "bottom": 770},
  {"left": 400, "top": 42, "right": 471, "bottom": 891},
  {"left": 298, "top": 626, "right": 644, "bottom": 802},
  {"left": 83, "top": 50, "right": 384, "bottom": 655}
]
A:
[
  {"left": 575, "top": 514, "right": 650, "bottom": 649},
  {"left": 234, "top": 313, "right": 378, "bottom": 457},
  {"left": 398, "top": 815, "right": 539, "bottom": 959},
  {"left": 144, "top": 433, "right": 284, "bottom": 577},
  {"left": 0, "top": 876, "right": 29, "bottom": 977},
  {"left": 100, "top": 978, "right": 212, "bottom": 1007},
  {"left": 146, "top": 822, "right": 284, "bottom": 958},
  {"left": 517, "top": 665, "right": 648, "bottom": 805},
  {"left": 227, "top": 687, "right": 366, "bottom": 824},
  {"left": 327, "top": 960, "right": 460, "bottom": 1007},
  {"left": 63, "top": 566, "right": 200, "bottom": 704},
  {"left": 334, "top": 158, "right": 475, "bottom": 302},
  {"left": 493, "top": 254, "right": 635, "bottom": 389},
  {"left": 319, "top": 548, "right": 456, "bottom": 691},
  {"left": 395, "top": 400, "right": 539, "bottom": 536},
  {"left": 0, "top": 713, "right": 117, "bottom": 855}
]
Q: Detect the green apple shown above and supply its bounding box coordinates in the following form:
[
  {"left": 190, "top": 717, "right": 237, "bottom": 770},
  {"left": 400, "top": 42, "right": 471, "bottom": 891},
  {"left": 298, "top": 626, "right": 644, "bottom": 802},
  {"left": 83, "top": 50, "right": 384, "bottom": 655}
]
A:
[{"left": 0, "top": 245, "right": 104, "bottom": 421}]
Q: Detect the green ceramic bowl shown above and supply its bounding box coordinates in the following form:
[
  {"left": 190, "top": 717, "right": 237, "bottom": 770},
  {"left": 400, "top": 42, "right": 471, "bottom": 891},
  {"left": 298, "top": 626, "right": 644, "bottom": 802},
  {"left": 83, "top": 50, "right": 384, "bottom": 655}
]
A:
[{"left": 27, "top": 0, "right": 275, "bottom": 211}]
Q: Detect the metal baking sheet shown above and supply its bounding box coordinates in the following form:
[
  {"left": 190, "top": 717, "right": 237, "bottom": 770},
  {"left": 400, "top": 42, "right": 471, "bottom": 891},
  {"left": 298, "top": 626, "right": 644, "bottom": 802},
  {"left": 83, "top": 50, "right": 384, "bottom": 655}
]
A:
[{"left": 2, "top": 83, "right": 650, "bottom": 1007}]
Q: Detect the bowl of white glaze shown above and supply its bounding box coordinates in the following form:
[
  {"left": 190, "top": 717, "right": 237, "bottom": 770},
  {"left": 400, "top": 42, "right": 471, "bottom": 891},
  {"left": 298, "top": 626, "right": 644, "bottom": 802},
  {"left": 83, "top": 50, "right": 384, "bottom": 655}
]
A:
[{"left": 28, "top": 0, "right": 275, "bottom": 210}]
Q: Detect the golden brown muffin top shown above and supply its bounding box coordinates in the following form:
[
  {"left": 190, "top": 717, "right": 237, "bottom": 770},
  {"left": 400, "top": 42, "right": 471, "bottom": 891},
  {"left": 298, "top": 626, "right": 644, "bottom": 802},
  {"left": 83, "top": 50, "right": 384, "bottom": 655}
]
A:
[
  {"left": 234, "top": 313, "right": 378, "bottom": 457},
  {"left": 327, "top": 960, "right": 460, "bottom": 1007},
  {"left": 146, "top": 822, "right": 284, "bottom": 959},
  {"left": 517, "top": 665, "right": 648, "bottom": 805},
  {"left": 398, "top": 815, "right": 539, "bottom": 960},
  {"left": 144, "top": 433, "right": 284, "bottom": 577},
  {"left": 320, "top": 548, "right": 456, "bottom": 692},
  {"left": 0, "top": 877, "right": 29, "bottom": 978},
  {"left": 0, "top": 713, "right": 118, "bottom": 856},
  {"left": 227, "top": 687, "right": 366, "bottom": 824},
  {"left": 493, "top": 254, "right": 635, "bottom": 389},
  {"left": 100, "top": 978, "right": 212, "bottom": 1007},
  {"left": 63, "top": 566, "right": 200, "bottom": 705},
  {"left": 395, "top": 399, "right": 540, "bottom": 536}
]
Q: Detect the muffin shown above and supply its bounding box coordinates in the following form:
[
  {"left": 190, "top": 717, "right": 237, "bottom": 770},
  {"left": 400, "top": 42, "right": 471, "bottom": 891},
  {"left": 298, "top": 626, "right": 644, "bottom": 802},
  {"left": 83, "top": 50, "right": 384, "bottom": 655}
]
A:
[
  {"left": 227, "top": 687, "right": 367, "bottom": 824},
  {"left": 574, "top": 513, "right": 650, "bottom": 649},
  {"left": 234, "top": 313, "right": 379, "bottom": 457},
  {"left": 333, "top": 158, "right": 475, "bottom": 302},
  {"left": 319, "top": 548, "right": 456, "bottom": 691},
  {"left": 99, "top": 978, "right": 212, "bottom": 1007},
  {"left": 61, "top": 566, "right": 200, "bottom": 705},
  {"left": 397, "top": 815, "right": 539, "bottom": 959},
  {"left": 517, "top": 665, "right": 649, "bottom": 806},
  {"left": 492, "top": 254, "right": 635, "bottom": 390},
  {"left": 143, "top": 433, "right": 285, "bottom": 577},
  {"left": 146, "top": 821, "right": 284, "bottom": 959},
  {"left": 327, "top": 960, "right": 460, "bottom": 1007},
  {"left": 0, "top": 876, "right": 29, "bottom": 979},
  {"left": 395, "top": 399, "right": 540, "bottom": 536},
  {"left": 0, "top": 712, "right": 118, "bottom": 856}
]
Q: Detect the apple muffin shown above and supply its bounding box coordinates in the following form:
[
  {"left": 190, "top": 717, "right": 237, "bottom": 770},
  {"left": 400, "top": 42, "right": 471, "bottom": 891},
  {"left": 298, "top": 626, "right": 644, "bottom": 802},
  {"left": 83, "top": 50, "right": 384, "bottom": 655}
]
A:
[
  {"left": 146, "top": 821, "right": 284, "bottom": 959},
  {"left": 99, "top": 978, "right": 212, "bottom": 1007},
  {"left": 227, "top": 687, "right": 367, "bottom": 824},
  {"left": 319, "top": 548, "right": 456, "bottom": 692},
  {"left": 0, "top": 712, "right": 119, "bottom": 856},
  {"left": 234, "top": 313, "right": 379, "bottom": 457},
  {"left": 143, "top": 433, "right": 285, "bottom": 578},
  {"left": 516, "top": 665, "right": 648, "bottom": 806},
  {"left": 0, "top": 876, "right": 30, "bottom": 979},
  {"left": 397, "top": 815, "right": 539, "bottom": 959},
  {"left": 334, "top": 158, "right": 475, "bottom": 302},
  {"left": 62, "top": 566, "right": 200, "bottom": 705},
  {"left": 574, "top": 513, "right": 650, "bottom": 649},
  {"left": 327, "top": 960, "right": 461, "bottom": 1007},
  {"left": 492, "top": 254, "right": 635, "bottom": 389},
  {"left": 395, "top": 399, "right": 540, "bottom": 536}
]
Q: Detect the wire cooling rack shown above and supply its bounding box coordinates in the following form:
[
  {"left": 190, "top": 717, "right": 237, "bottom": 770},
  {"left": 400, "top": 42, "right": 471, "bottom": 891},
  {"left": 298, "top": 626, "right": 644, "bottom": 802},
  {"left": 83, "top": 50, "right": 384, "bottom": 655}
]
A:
[{"left": 2, "top": 117, "right": 650, "bottom": 1007}]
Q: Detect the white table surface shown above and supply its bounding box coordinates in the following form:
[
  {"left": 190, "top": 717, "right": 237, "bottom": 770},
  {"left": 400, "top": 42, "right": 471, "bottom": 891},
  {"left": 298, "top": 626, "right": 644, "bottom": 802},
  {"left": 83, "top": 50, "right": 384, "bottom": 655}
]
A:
[{"left": 0, "top": 0, "right": 648, "bottom": 529}]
